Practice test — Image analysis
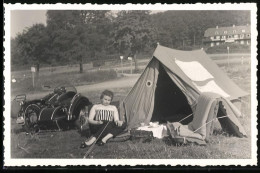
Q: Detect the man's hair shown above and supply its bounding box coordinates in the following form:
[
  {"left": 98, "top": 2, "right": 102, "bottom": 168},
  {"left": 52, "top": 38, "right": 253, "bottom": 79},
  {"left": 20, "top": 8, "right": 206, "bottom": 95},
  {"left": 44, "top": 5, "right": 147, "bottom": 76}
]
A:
[{"left": 100, "top": 90, "right": 114, "bottom": 100}]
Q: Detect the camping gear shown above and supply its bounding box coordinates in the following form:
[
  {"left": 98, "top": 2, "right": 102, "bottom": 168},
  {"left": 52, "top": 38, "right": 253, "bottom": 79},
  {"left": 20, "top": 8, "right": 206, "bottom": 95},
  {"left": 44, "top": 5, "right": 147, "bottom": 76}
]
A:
[
  {"left": 167, "top": 122, "right": 207, "bottom": 145},
  {"left": 108, "top": 130, "right": 131, "bottom": 142},
  {"left": 137, "top": 124, "right": 168, "bottom": 139},
  {"left": 121, "top": 45, "right": 248, "bottom": 130},
  {"left": 167, "top": 92, "right": 247, "bottom": 145},
  {"left": 130, "top": 128, "right": 154, "bottom": 143}
]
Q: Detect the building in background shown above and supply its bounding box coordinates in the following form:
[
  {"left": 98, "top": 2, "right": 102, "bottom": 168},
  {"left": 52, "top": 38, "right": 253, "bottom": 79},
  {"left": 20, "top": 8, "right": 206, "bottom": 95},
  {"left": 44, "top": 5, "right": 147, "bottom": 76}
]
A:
[{"left": 203, "top": 25, "right": 251, "bottom": 47}]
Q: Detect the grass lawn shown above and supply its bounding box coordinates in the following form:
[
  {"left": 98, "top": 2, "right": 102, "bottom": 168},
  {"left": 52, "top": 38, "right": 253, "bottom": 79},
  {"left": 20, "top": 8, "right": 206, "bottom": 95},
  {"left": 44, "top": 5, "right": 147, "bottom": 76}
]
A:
[{"left": 9, "top": 57, "right": 252, "bottom": 159}]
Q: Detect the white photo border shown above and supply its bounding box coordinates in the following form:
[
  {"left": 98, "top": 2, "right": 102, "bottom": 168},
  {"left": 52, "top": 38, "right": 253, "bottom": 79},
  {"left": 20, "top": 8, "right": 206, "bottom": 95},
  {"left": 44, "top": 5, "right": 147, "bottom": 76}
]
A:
[{"left": 3, "top": 3, "right": 258, "bottom": 167}]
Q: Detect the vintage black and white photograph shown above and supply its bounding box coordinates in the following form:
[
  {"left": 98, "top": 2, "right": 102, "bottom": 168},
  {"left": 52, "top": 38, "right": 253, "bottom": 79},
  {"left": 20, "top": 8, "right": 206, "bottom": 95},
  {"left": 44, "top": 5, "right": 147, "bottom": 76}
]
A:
[{"left": 3, "top": 3, "right": 257, "bottom": 166}]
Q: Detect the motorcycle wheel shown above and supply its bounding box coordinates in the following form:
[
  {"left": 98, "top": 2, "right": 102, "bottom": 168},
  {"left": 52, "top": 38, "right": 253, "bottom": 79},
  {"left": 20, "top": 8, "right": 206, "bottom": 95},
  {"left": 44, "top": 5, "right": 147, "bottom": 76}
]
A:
[
  {"left": 23, "top": 104, "right": 41, "bottom": 133},
  {"left": 74, "top": 106, "right": 89, "bottom": 130}
]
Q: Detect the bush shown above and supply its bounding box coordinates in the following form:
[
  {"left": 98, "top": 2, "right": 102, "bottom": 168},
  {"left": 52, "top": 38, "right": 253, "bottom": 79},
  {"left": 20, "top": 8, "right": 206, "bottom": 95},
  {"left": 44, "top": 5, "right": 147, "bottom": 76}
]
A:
[{"left": 93, "top": 60, "right": 105, "bottom": 67}]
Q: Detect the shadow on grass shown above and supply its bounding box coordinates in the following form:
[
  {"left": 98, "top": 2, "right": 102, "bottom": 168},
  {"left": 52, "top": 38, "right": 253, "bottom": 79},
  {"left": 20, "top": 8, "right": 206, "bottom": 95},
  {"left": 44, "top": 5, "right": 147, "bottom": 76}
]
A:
[
  {"left": 11, "top": 126, "right": 26, "bottom": 134},
  {"left": 212, "top": 129, "right": 233, "bottom": 137},
  {"left": 162, "top": 137, "right": 187, "bottom": 147}
]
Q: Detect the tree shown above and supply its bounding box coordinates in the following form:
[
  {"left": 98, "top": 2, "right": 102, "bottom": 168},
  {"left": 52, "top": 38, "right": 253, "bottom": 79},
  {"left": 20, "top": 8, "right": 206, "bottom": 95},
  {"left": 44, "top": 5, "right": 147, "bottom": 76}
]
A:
[
  {"left": 151, "top": 10, "right": 250, "bottom": 49},
  {"left": 111, "top": 10, "right": 156, "bottom": 71},
  {"left": 13, "top": 24, "right": 49, "bottom": 73},
  {"left": 46, "top": 10, "right": 112, "bottom": 73},
  {"left": 11, "top": 10, "right": 251, "bottom": 73}
]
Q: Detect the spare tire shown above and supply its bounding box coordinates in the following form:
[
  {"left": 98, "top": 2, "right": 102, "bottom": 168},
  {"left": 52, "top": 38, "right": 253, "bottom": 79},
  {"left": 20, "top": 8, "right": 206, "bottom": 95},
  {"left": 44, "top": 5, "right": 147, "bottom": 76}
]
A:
[{"left": 24, "top": 104, "right": 41, "bottom": 132}]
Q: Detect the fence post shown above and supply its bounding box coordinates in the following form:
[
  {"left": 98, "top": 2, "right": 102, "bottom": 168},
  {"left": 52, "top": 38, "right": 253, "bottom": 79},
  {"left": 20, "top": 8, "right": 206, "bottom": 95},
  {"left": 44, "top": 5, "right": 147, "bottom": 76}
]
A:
[
  {"left": 31, "top": 66, "right": 36, "bottom": 88},
  {"left": 120, "top": 56, "right": 124, "bottom": 74},
  {"left": 227, "top": 46, "right": 230, "bottom": 67},
  {"left": 128, "top": 57, "right": 133, "bottom": 74}
]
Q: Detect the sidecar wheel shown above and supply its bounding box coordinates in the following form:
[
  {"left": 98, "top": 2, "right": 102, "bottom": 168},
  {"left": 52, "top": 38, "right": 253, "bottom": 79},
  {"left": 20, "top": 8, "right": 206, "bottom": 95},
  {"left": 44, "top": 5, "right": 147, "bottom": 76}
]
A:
[
  {"left": 74, "top": 107, "right": 88, "bottom": 130},
  {"left": 24, "top": 104, "right": 40, "bottom": 132}
]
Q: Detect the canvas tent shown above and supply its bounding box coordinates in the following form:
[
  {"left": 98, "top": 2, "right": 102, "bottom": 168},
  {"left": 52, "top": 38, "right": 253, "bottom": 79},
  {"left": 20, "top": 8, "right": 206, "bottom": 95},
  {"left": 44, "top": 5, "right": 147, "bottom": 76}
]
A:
[{"left": 122, "top": 45, "right": 248, "bottom": 130}]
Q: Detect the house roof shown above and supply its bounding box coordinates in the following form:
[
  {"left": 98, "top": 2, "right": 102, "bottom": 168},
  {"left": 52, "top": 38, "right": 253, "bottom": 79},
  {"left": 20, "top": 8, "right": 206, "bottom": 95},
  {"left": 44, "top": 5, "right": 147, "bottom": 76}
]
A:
[{"left": 204, "top": 25, "right": 250, "bottom": 37}]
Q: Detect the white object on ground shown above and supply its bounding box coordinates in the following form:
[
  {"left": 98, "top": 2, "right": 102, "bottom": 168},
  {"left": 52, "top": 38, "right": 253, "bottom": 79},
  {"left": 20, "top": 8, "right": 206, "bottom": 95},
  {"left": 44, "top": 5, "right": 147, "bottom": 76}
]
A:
[{"left": 137, "top": 124, "right": 168, "bottom": 139}]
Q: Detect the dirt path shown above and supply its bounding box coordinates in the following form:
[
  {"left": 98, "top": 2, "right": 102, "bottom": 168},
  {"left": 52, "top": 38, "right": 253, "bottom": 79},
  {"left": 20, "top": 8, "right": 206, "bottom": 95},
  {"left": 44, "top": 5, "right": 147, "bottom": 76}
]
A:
[
  {"left": 77, "top": 75, "right": 140, "bottom": 94},
  {"left": 23, "top": 75, "right": 140, "bottom": 100}
]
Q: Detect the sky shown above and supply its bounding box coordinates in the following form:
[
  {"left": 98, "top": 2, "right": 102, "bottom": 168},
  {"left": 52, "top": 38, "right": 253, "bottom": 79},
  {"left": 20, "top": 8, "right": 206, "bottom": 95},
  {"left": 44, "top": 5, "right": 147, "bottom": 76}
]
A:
[
  {"left": 11, "top": 10, "right": 47, "bottom": 38},
  {"left": 10, "top": 10, "right": 165, "bottom": 38}
]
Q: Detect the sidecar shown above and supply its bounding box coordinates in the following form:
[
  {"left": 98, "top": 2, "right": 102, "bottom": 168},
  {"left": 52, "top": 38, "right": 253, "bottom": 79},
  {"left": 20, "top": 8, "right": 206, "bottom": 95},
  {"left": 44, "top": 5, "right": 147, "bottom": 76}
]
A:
[{"left": 14, "top": 85, "right": 92, "bottom": 133}]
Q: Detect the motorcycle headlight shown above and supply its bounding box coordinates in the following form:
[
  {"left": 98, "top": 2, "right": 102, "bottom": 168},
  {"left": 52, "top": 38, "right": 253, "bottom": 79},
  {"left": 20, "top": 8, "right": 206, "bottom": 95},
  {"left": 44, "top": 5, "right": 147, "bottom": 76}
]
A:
[{"left": 19, "top": 101, "right": 24, "bottom": 106}]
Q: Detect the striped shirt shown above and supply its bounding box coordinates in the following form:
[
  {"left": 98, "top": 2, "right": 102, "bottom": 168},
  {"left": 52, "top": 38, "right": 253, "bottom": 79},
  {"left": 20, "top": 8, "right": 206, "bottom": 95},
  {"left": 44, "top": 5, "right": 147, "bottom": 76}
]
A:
[{"left": 90, "top": 104, "right": 119, "bottom": 122}]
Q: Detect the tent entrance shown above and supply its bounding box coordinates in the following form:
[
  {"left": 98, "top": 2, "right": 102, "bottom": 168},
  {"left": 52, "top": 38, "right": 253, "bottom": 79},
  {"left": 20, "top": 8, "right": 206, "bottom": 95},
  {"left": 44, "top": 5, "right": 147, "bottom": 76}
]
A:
[{"left": 151, "top": 63, "right": 193, "bottom": 124}]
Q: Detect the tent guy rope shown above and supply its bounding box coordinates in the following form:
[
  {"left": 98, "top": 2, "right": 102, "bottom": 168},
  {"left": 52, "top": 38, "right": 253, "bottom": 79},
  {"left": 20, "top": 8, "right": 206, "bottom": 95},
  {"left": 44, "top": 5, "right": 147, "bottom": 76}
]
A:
[{"left": 193, "top": 115, "right": 229, "bottom": 133}]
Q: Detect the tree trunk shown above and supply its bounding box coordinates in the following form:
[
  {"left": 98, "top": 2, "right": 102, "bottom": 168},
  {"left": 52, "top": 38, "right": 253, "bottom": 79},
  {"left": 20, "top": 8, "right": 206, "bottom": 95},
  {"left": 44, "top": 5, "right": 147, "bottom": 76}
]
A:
[
  {"left": 193, "top": 34, "right": 196, "bottom": 47},
  {"left": 79, "top": 58, "right": 83, "bottom": 73},
  {"left": 80, "top": 62, "right": 83, "bottom": 73},
  {"left": 36, "top": 63, "right": 40, "bottom": 73},
  {"left": 35, "top": 63, "right": 40, "bottom": 87}
]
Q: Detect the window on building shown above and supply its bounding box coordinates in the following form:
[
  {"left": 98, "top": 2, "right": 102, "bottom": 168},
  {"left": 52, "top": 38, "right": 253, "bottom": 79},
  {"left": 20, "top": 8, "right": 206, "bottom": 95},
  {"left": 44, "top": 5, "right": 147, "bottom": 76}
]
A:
[
  {"left": 242, "top": 29, "right": 246, "bottom": 33},
  {"left": 247, "top": 34, "right": 251, "bottom": 37},
  {"left": 228, "top": 35, "right": 232, "bottom": 38},
  {"left": 240, "top": 34, "right": 244, "bottom": 38},
  {"left": 216, "top": 36, "right": 220, "bottom": 39},
  {"left": 224, "top": 31, "right": 227, "bottom": 34},
  {"left": 215, "top": 31, "right": 219, "bottom": 35},
  {"left": 240, "top": 40, "right": 244, "bottom": 44},
  {"left": 210, "top": 36, "right": 214, "bottom": 40},
  {"left": 222, "top": 35, "right": 226, "bottom": 39},
  {"left": 233, "top": 30, "right": 236, "bottom": 33},
  {"left": 234, "top": 35, "right": 238, "bottom": 38},
  {"left": 216, "top": 42, "right": 220, "bottom": 46}
]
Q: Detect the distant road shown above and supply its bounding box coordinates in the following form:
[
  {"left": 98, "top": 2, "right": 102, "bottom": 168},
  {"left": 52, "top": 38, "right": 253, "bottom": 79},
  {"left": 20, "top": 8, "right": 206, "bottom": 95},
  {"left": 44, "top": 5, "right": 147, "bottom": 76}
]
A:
[
  {"left": 11, "top": 53, "right": 251, "bottom": 80},
  {"left": 18, "top": 54, "right": 251, "bottom": 101},
  {"left": 22, "top": 75, "right": 140, "bottom": 100},
  {"left": 214, "top": 58, "right": 250, "bottom": 65},
  {"left": 208, "top": 53, "right": 251, "bottom": 57}
]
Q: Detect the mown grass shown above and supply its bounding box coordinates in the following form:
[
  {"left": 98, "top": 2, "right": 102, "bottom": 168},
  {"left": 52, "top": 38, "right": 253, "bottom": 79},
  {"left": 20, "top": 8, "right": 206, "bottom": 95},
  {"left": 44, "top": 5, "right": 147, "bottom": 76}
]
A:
[
  {"left": 11, "top": 118, "right": 250, "bottom": 159},
  {"left": 10, "top": 56, "right": 252, "bottom": 159}
]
